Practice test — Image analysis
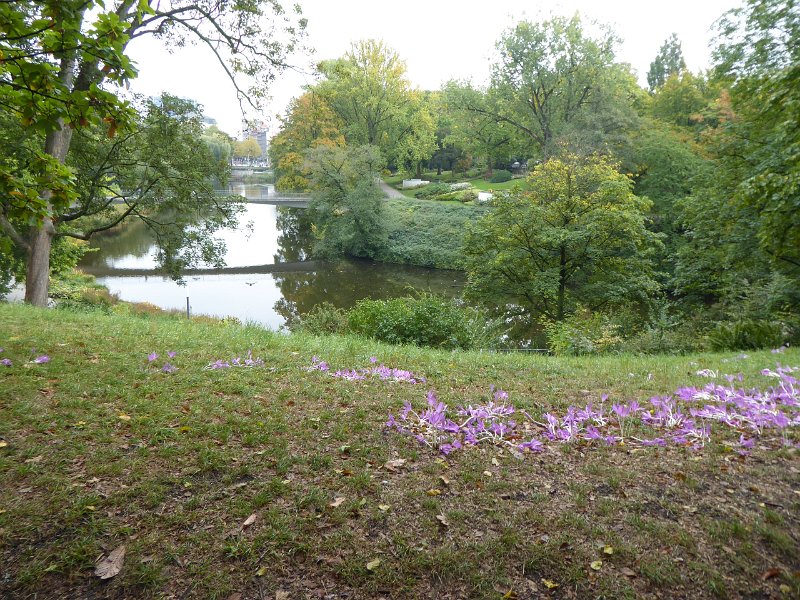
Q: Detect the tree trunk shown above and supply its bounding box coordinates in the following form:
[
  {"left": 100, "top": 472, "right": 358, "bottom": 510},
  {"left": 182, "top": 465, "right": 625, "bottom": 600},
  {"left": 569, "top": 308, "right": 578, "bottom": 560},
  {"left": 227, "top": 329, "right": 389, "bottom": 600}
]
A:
[
  {"left": 415, "top": 161, "right": 422, "bottom": 178},
  {"left": 24, "top": 219, "right": 56, "bottom": 305},
  {"left": 24, "top": 56, "right": 78, "bottom": 306},
  {"left": 557, "top": 244, "right": 567, "bottom": 321}
]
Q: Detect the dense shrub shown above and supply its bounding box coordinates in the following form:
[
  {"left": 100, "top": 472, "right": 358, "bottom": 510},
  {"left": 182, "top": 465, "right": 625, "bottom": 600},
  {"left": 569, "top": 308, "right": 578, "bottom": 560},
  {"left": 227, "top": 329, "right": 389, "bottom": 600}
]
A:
[
  {"left": 51, "top": 272, "right": 118, "bottom": 314},
  {"left": 707, "top": 320, "right": 786, "bottom": 351},
  {"left": 459, "top": 190, "right": 478, "bottom": 203},
  {"left": 347, "top": 294, "right": 499, "bottom": 349},
  {"left": 295, "top": 301, "right": 349, "bottom": 335},
  {"left": 415, "top": 183, "right": 451, "bottom": 199},
  {"left": 543, "top": 308, "right": 623, "bottom": 355},
  {"left": 488, "top": 170, "right": 512, "bottom": 183}
]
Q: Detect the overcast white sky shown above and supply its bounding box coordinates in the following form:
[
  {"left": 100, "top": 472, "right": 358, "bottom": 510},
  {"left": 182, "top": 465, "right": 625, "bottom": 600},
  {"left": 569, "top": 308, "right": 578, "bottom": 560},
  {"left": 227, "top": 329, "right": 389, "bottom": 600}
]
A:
[{"left": 126, "top": 0, "right": 742, "bottom": 137}]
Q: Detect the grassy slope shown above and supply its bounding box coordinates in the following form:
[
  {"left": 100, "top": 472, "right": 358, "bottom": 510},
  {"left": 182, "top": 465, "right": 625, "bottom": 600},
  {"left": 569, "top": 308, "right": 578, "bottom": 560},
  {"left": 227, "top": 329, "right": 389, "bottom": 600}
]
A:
[{"left": 1, "top": 304, "right": 798, "bottom": 599}]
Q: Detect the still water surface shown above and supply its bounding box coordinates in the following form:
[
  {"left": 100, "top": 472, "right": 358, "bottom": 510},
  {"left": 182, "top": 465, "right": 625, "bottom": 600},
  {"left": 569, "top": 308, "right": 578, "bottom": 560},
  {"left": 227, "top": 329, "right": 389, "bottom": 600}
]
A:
[{"left": 79, "top": 187, "right": 464, "bottom": 329}]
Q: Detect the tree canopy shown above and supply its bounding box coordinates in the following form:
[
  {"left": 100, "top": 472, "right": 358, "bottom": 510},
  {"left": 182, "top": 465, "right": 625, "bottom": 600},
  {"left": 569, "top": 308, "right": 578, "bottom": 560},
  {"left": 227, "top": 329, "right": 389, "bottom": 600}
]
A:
[{"left": 464, "top": 153, "right": 661, "bottom": 322}]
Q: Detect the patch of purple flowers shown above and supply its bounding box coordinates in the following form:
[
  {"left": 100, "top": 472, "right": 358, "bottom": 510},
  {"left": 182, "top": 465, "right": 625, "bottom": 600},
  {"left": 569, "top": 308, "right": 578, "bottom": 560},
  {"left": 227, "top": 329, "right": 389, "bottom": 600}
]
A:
[
  {"left": 387, "top": 363, "right": 799, "bottom": 456},
  {"left": 206, "top": 350, "right": 264, "bottom": 370},
  {"left": 307, "top": 356, "right": 425, "bottom": 384},
  {"left": 146, "top": 351, "right": 179, "bottom": 373}
]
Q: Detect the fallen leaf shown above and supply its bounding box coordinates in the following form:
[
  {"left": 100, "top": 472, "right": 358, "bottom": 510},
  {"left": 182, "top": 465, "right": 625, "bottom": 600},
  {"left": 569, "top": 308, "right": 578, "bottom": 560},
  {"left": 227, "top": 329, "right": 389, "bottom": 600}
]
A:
[
  {"left": 491, "top": 457, "right": 500, "bottom": 466},
  {"left": 276, "top": 592, "right": 291, "bottom": 600},
  {"left": 24, "top": 455, "right": 43, "bottom": 464},
  {"left": 366, "top": 558, "right": 381, "bottom": 571},
  {"left": 435, "top": 514, "right": 449, "bottom": 527},
  {"left": 426, "top": 489, "right": 441, "bottom": 496},
  {"left": 329, "top": 497, "right": 346, "bottom": 508},
  {"left": 483, "top": 471, "right": 492, "bottom": 477},
  {"left": 0, "top": 441, "right": 7, "bottom": 448},
  {"left": 603, "top": 545, "right": 614, "bottom": 555},
  {"left": 378, "top": 504, "right": 390, "bottom": 511},
  {"left": 590, "top": 560, "right": 603, "bottom": 571},
  {"left": 140, "top": 555, "right": 155, "bottom": 564},
  {"left": 118, "top": 414, "right": 131, "bottom": 421},
  {"left": 779, "top": 584, "right": 791, "bottom": 594},
  {"left": 255, "top": 565, "right": 268, "bottom": 577},
  {"left": 621, "top": 567, "right": 637, "bottom": 578},
  {"left": 541, "top": 578, "right": 559, "bottom": 589},
  {"left": 227, "top": 594, "right": 242, "bottom": 600},
  {"left": 502, "top": 590, "right": 518, "bottom": 599},
  {"left": 94, "top": 545, "right": 126, "bottom": 579},
  {"left": 761, "top": 568, "right": 782, "bottom": 581},
  {"left": 384, "top": 459, "right": 406, "bottom": 472},
  {"left": 241, "top": 514, "right": 257, "bottom": 529},
  {"left": 439, "top": 475, "right": 450, "bottom": 486}
]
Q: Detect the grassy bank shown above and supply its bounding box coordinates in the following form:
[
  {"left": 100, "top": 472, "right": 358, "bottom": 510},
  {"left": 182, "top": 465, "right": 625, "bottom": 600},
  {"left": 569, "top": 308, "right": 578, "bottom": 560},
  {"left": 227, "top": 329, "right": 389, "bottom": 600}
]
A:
[{"left": 1, "top": 304, "right": 798, "bottom": 599}]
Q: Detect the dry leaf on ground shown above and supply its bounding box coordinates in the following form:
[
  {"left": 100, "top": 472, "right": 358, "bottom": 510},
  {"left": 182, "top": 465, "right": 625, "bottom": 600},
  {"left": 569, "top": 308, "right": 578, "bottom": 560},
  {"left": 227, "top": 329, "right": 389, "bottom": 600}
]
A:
[{"left": 94, "top": 545, "right": 126, "bottom": 579}]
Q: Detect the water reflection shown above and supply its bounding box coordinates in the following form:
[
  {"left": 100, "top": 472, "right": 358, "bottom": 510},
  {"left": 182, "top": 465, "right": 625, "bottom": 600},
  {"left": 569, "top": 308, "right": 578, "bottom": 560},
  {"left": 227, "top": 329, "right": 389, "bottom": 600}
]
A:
[{"left": 79, "top": 200, "right": 464, "bottom": 329}]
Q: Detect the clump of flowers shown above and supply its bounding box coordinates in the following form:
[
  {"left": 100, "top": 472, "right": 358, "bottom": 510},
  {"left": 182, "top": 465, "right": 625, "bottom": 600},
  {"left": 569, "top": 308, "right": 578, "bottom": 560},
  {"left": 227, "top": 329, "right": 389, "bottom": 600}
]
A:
[
  {"left": 387, "top": 388, "right": 539, "bottom": 454},
  {"left": 387, "top": 364, "right": 799, "bottom": 456},
  {"left": 308, "top": 356, "right": 425, "bottom": 384},
  {"left": 146, "top": 351, "right": 178, "bottom": 373},
  {"left": 0, "top": 348, "right": 51, "bottom": 367},
  {"left": 206, "top": 350, "right": 264, "bottom": 370}
]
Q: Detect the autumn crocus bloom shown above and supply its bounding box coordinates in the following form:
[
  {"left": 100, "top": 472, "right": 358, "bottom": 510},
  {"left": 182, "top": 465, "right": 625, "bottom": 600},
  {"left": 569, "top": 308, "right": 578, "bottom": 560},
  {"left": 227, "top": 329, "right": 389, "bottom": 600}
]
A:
[
  {"left": 1, "top": 358, "right": 11, "bottom": 367},
  {"left": 147, "top": 352, "right": 158, "bottom": 362},
  {"left": 33, "top": 355, "right": 49, "bottom": 364}
]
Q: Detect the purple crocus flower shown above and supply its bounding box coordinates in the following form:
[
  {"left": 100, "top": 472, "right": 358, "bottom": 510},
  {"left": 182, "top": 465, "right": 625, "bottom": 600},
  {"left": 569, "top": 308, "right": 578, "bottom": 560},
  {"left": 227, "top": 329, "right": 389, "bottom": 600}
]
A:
[
  {"left": 147, "top": 352, "right": 158, "bottom": 362},
  {"left": 167, "top": 351, "right": 177, "bottom": 358},
  {"left": 161, "top": 363, "right": 178, "bottom": 373},
  {"left": 33, "top": 355, "right": 50, "bottom": 364},
  {"left": 370, "top": 356, "right": 378, "bottom": 363},
  {"left": 1, "top": 358, "right": 11, "bottom": 367},
  {"left": 518, "top": 439, "right": 544, "bottom": 452}
]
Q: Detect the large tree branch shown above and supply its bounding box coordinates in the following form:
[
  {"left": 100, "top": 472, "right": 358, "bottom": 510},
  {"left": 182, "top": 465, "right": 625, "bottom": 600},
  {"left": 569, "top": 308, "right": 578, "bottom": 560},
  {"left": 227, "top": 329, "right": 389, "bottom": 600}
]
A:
[{"left": 0, "top": 212, "right": 30, "bottom": 251}]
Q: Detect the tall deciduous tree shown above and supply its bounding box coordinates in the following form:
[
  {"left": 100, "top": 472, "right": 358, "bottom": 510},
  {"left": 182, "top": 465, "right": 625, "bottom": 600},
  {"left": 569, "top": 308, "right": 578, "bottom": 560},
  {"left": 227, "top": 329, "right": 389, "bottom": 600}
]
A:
[
  {"left": 477, "top": 15, "right": 639, "bottom": 160},
  {"left": 464, "top": 153, "right": 660, "bottom": 321},
  {"left": 647, "top": 33, "right": 688, "bottom": 91},
  {"left": 0, "top": 0, "right": 305, "bottom": 305},
  {"left": 676, "top": 0, "right": 800, "bottom": 311},
  {"left": 306, "top": 144, "right": 387, "bottom": 258},
  {"left": 442, "top": 82, "right": 513, "bottom": 176}
]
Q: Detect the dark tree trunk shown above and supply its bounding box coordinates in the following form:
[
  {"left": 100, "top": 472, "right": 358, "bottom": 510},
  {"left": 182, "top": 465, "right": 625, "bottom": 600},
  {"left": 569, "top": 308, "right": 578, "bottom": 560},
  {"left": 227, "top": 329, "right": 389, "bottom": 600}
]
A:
[
  {"left": 557, "top": 244, "right": 567, "bottom": 321},
  {"left": 24, "top": 57, "right": 77, "bottom": 306}
]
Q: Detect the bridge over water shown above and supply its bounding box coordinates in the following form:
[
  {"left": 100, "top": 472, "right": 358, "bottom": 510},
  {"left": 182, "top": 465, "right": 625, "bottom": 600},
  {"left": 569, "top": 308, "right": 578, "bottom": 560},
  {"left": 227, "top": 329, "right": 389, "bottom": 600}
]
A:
[{"left": 220, "top": 185, "right": 310, "bottom": 208}]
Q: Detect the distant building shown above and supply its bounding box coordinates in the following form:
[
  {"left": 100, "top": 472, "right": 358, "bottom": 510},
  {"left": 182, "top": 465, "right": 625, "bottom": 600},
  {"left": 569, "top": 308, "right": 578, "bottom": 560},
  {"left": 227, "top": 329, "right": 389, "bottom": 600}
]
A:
[{"left": 241, "top": 120, "right": 271, "bottom": 165}]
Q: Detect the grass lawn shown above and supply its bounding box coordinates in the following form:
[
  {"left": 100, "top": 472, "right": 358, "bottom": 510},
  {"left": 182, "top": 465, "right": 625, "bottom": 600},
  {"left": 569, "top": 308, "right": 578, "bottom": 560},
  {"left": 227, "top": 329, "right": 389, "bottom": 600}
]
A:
[{"left": 1, "top": 304, "right": 798, "bottom": 599}]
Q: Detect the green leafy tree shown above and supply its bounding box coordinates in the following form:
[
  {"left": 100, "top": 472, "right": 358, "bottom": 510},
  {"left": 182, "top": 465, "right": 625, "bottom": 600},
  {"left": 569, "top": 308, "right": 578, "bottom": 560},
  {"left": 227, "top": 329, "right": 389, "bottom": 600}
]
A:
[
  {"left": 464, "top": 153, "right": 661, "bottom": 321},
  {"left": 478, "top": 15, "right": 641, "bottom": 160},
  {"left": 393, "top": 91, "right": 437, "bottom": 176},
  {"left": 306, "top": 144, "right": 387, "bottom": 258},
  {"left": 316, "top": 40, "right": 433, "bottom": 167},
  {"left": 651, "top": 71, "right": 713, "bottom": 128},
  {"left": 234, "top": 137, "right": 263, "bottom": 162},
  {"left": 647, "top": 33, "right": 688, "bottom": 91},
  {"left": 2, "top": 94, "right": 242, "bottom": 285},
  {"left": 0, "top": 0, "right": 305, "bottom": 305},
  {"left": 269, "top": 90, "right": 345, "bottom": 190},
  {"left": 442, "top": 82, "right": 513, "bottom": 176},
  {"left": 676, "top": 0, "right": 800, "bottom": 312}
]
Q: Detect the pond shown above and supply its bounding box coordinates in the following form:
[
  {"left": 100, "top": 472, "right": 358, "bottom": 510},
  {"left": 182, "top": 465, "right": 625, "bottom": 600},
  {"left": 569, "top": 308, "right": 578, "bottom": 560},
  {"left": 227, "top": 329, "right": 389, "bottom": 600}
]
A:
[{"left": 78, "top": 185, "right": 465, "bottom": 329}]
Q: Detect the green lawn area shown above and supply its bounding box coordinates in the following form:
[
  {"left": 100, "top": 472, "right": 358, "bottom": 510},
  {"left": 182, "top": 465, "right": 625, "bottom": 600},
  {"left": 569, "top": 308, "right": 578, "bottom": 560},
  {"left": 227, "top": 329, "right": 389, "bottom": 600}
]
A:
[{"left": 1, "top": 304, "right": 798, "bottom": 599}]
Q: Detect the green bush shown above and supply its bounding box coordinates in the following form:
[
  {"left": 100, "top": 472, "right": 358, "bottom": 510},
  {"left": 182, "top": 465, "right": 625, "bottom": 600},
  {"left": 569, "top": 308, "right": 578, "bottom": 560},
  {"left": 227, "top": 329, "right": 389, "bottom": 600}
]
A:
[
  {"left": 543, "top": 308, "right": 623, "bottom": 355},
  {"left": 488, "top": 170, "right": 512, "bottom": 183},
  {"left": 459, "top": 190, "right": 478, "bottom": 203},
  {"left": 347, "top": 294, "right": 499, "bottom": 350},
  {"left": 707, "top": 320, "right": 786, "bottom": 351},
  {"left": 51, "top": 272, "right": 118, "bottom": 314},
  {"left": 295, "top": 301, "right": 348, "bottom": 335},
  {"left": 415, "top": 183, "right": 451, "bottom": 199}
]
